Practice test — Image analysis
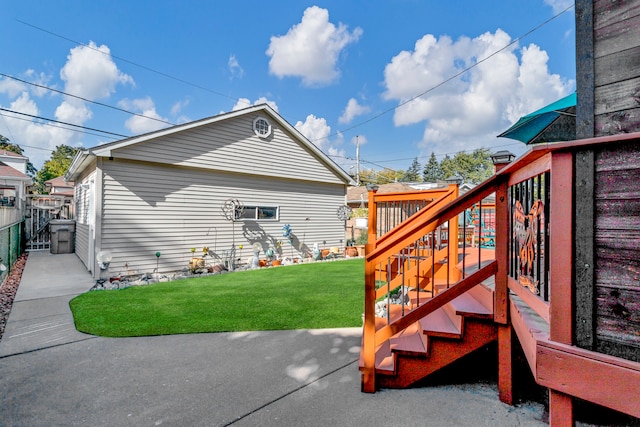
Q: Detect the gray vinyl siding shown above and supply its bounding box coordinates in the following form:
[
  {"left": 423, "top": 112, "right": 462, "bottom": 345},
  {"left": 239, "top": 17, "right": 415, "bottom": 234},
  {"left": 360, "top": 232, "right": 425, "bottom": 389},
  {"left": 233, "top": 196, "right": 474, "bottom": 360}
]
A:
[
  {"left": 99, "top": 158, "right": 346, "bottom": 275},
  {"left": 111, "top": 112, "right": 345, "bottom": 185},
  {"left": 73, "top": 159, "right": 97, "bottom": 271},
  {"left": 75, "top": 222, "right": 90, "bottom": 269}
]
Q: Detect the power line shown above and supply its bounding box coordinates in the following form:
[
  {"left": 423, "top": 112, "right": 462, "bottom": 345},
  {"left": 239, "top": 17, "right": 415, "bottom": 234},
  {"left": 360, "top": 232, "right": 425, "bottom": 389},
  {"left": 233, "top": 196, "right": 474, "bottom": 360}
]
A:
[
  {"left": 328, "top": 140, "right": 523, "bottom": 168},
  {"left": 0, "top": 108, "right": 128, "bottom": 138},
  {"left": 0, "top": 72, "right": 175, "bottom": 127},
  {"left": 0, "top": 112, "right": 121, "bottom": 143},
  {"left": 319, "top": 3, "right": 575, "bottom": 143},
  {"left": 15, "top": 19, "right": 250, "bottom": 108}
]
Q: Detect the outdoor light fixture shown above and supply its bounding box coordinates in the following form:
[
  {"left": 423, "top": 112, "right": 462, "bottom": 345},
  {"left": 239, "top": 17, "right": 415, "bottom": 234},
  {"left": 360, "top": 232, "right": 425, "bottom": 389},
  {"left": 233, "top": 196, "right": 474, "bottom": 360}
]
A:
[
  {"left": 92, "top": 250, "right": 113, "bottom": 289},
  {"left": 445, "top": 175, "right": 464, "bottom": 185},
  {"left": 491, "top": 150, "right": 516, "bottom": 165}
]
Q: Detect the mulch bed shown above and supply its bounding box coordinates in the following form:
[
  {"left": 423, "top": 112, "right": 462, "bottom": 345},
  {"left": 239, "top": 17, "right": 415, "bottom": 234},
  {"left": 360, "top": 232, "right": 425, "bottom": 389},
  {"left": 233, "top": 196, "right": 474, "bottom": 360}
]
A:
[{"left": 0, "top": 253, "right": 28, "bottom": 342}]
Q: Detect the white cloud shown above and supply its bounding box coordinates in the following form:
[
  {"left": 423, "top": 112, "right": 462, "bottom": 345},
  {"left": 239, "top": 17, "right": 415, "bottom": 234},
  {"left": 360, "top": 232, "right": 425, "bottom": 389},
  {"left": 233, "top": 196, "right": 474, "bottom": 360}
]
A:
[
  {"left": 228, "top": 55, "right": 244, "bottom": 79},
  {"left": 266, "top": 6, "right": 362, "bottom": 87},
  {"left": 60, "top": 41, "right": 133, "bottom": 101},
  {"left": 231, "top": 97, "right": 279, "bottom": 112},
  {"left": 544, "top": 0, "right": 574, "bottom": 14},
  {"left": 170, "top": 98, "right": 190, "bottom": 116},
  {"left": 23, "top": 70, "right": 55, "bottom": 98},
  {"left": 0, "top": 77, "right": 26, "bottom": 99},
  {"left": 119, "top": 97, "right": 170, "bottom": 134},
  {"left": 339, "top": 98, "right": 371, "bottom": 124},
  {"left": 383, "top": 29, "right": 574, "bottom": 156},
  {"left": 0, "top": 42, "right": 133, "bottom": 169},
  {"left": 1, "top": 92, "right": 79, "bottom": 169},
  {"left": 295, "top": 114, "right": 332, "bottom": 150},
  {"left": 295, "top": 113, "right": 350, "bottom": 169}
]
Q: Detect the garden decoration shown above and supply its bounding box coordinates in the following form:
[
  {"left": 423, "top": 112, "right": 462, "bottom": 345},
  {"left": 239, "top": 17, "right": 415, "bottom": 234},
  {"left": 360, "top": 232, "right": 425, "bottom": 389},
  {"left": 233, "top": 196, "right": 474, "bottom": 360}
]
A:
[
  {"left": 221, "top": 198, "right": 243, "bottom": 271},
  {"left": 281, "top": 224, "right": 292, "bottom": 241},
  {"left": 265, "top": 247, "right": 275, "bottom": 261},
  {"left": 91, "top": 250, "right": 113, "bottom": 290},
  {"left": 282, "top": 224, "right": 295, "bottom": 258},
  {"left": 155, "top": 251, "right": 161, "bottom": 273},
  {"left": 252, "top": 242, "right": 261, "bottom": 269},
  {"left": 337, "top": 204, "right": 354, "bottom": 246}
]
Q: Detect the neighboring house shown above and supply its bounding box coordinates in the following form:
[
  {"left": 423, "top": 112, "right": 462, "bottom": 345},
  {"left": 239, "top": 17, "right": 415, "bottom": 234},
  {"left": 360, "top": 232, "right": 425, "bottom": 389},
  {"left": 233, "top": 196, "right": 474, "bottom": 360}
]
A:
[
  {"left": 0, "top": 151, "right": 33, "bottom": 226},
  {"left": 44, "top": 176, "right": 74, "bottom": 197},
  {"left": 0, "top": 161, "right": 32, "bottom": 209},
  {"left": 0, "top": 150, "right": 30, "bottom": 176},
  {"left": 43, "top": 176, "right": 75, "bottom": 219},
  {"left": 65, "top": 104, "right": 353, "bottom": 277}
]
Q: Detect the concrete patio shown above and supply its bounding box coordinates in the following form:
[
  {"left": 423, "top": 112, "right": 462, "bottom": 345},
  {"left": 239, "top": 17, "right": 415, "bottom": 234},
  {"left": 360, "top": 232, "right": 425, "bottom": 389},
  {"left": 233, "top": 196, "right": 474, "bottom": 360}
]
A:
[{"left": 0, "top": 251, "right": 548, "bottom": 426}]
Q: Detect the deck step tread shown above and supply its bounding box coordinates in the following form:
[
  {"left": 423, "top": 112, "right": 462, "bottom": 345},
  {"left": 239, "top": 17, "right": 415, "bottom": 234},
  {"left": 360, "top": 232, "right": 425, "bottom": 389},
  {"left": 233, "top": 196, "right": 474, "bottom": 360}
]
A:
[
  {"left": 389, "top": 323, "right": 429, "bottom": 356},
  {"left": 419, "top": 307, "right": 461, "bottom": 338},
  {"left": 450, "top": 292, "right": 493, "bottom": 318}
]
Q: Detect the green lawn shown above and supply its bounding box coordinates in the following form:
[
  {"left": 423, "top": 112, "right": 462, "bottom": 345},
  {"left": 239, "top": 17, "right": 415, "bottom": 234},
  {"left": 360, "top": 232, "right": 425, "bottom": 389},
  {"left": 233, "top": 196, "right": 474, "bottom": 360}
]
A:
[{"left": 70, "top": 259, "right": 364, "bottom": 337}]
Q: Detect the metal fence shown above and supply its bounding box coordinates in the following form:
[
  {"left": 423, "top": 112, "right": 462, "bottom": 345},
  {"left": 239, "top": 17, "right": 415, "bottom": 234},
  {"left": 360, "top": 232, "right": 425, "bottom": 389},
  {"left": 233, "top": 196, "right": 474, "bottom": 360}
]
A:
[{"left": 0, "top": 221, "right": 25, "bottom": 283}]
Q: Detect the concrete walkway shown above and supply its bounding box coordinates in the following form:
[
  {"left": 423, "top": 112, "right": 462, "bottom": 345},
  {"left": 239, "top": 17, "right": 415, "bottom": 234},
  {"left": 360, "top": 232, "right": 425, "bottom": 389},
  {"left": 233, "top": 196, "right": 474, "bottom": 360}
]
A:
[{"left": 0, "top": 251, "right": 547, "bottom": 426}]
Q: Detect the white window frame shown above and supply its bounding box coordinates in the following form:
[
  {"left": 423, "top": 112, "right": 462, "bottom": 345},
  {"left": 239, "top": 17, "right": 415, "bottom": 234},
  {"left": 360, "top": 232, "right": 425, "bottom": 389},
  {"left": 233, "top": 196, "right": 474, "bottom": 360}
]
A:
[
  {"left": 253, "top": 116, "right": 272, "bottom": 138},
  {"left": 236, "top": 205, "right": 279, "bottom": 221}
]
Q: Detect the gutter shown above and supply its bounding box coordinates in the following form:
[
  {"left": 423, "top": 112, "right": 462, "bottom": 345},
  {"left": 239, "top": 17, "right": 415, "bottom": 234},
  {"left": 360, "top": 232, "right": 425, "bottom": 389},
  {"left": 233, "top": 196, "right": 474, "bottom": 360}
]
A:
[{"left": 64, "top": 149, "right": 96, "bottom": 182}]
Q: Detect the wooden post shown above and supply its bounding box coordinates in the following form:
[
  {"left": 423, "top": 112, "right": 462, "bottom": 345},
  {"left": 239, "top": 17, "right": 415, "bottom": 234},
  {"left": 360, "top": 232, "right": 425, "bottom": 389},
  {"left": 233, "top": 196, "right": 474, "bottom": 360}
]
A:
[
  {"left": 448, "top": 184, "right": 460, "bottom": 280},
  {"left": 362, "top": 258, "right": 377, "bottom": 392},
  {"left": 494, "top": 180, "right": 509, "bottom": 325},
  {"left": 362, "top": 185, "right": 378, "bottom": 393},
  {"left": 367, "top": 186, "right": 378, "bottom": 253},
  {"left": 496, "top": 178, "right": 513, "bottom": 404},
  {"left": 498, "top": 324, "right": 513, "bottom": 405},
  {"left": 549, "top": 151, "right": 575, "bottom": 426}
]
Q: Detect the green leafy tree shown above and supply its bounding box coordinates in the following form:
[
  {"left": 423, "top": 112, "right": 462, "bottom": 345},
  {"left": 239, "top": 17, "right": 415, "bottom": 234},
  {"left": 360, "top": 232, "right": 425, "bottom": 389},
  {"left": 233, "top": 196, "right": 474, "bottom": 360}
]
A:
[
  {"left": 422, "top": 152, "right": 443, "bottom": 182},
  {"left": 35, "top": 145, "right": 79, "bottom": 193},
  {"left": 0, "top": 134, "right": 37, "bottom": 177},
  {"left": 439, "top": 148, "right": 493, "bottom": 185},
  {"left": 400, "top": 157, "right": 421, "bottom": 182},
  {"left": 358, "top": 167, "right": 402, "bottom": 185},
  {"left": 378, "top": 168, "right": 403, "bottom": 184}
]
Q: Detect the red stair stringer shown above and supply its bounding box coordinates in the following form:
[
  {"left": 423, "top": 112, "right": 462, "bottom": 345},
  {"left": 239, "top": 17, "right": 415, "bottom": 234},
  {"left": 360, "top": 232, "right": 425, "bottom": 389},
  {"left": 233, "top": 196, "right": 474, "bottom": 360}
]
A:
[
  {"left": 378, "top": 318, "right": 497, "bottom": 389},
  {"left": 363, "top": 285, "right": 497, "bottom": 390}
]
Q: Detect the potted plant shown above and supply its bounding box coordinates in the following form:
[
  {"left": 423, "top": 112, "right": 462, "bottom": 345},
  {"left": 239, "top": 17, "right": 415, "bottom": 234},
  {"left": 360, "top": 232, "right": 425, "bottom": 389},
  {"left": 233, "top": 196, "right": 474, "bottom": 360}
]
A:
[
  {"left": 351, "top": 207, "right": 368, "bottom": 229},
  {"left": 354, "top": 232, "right": 368, "bottom": 257}
]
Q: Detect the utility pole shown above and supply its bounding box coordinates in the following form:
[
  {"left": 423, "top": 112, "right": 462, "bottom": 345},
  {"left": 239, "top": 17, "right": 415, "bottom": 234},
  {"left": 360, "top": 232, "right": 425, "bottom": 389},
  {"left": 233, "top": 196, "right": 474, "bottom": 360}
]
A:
[{"left": 356, "top": 135, "right": 360, "bottom": 186}]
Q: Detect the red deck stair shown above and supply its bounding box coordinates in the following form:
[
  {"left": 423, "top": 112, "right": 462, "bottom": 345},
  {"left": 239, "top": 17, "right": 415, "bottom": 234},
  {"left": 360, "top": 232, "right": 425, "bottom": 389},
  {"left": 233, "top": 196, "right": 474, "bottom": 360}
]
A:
[{"left": 360, "top": 283, "right": 497, "bottom": 389}]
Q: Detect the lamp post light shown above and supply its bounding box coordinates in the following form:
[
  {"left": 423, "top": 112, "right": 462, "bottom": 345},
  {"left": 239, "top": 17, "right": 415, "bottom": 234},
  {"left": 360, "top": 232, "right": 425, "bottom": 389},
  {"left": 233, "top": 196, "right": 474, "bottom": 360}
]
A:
[
  {"left": 491, "top": 150, "right": 515, "bottom": 173},
  {"left": 444, "top": 175, "right": 464, "bottom": 186}
]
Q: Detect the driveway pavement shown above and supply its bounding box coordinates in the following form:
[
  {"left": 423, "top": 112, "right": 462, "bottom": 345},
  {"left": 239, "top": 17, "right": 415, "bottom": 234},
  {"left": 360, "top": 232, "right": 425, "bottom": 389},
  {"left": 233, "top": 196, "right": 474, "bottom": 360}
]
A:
[{"left": 0, "top": 251, "right": 548, "bottom": 426}]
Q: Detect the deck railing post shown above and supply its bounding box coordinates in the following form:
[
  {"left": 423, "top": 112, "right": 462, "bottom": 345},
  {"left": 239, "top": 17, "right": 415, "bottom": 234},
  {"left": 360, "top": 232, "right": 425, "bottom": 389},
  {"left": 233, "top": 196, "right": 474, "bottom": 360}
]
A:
[
  {"left": 362, "top": 257, "right": 377, "bottom": 393},
  {"left": 362, "top": 185, "right": 379, "bottom": 393},
  {"left": 367, "top": 185, "right": 379, "bottom": 249},
  {"left": 549, "top": 151, "right": 575, "bottom": 425},
  {"left": 495, "top": 179, "right": 513, "bottom": 404},
  {"left": 447, "top": 185, "right": 460, "bottom": 280},
  {"left": 494, "top": 180, "right": 509, "bottom": 324}
]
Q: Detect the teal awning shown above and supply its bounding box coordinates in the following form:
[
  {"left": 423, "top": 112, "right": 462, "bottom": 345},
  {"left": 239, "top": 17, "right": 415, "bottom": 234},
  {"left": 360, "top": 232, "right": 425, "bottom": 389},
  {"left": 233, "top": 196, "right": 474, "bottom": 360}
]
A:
[{"left": 498, "top": 92, "right": 576, "bottom": 144}]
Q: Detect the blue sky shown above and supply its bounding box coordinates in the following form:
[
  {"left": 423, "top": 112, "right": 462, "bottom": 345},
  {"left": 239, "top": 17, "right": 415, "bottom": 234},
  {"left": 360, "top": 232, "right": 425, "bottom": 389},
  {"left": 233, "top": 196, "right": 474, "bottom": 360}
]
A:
[{"left": 0, "top": 0, "right": 575, "bottom": 173}]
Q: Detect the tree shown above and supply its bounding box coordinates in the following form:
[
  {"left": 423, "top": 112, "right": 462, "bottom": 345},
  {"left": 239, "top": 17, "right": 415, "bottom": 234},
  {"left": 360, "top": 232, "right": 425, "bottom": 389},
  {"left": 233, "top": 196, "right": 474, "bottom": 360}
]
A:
[
  {"left": 35, "top": 145, "right": 79, "bottom": 193},
  {"left": 439, "top": 148, "right": 493, "bottom": 185},
  {"left": 357, "top": 167, "right": 402, "bottom": 185},
  {"left": 0, "top": 134, "right": 37, "bottom": 177},
  {"left": 400, "top": 157, "right": 421, "bottom": 182},
  {"left": 422, "top": 152, "right": 443, "bottom": 182}
]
